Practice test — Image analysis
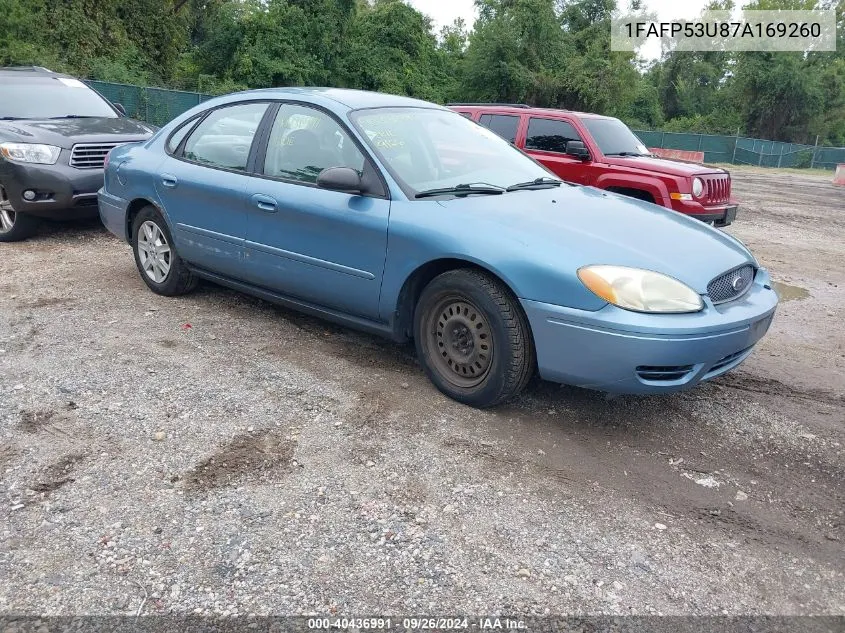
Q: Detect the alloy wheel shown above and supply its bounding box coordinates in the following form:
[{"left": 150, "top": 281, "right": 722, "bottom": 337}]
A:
[
  {"left": 137, "top": 220, "right": 172, "bottom": 283},
  {"left": 0, "top": 200, "right": 15, "bottom": 234}
]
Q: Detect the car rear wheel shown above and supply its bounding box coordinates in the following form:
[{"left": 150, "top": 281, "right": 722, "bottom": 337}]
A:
[
  {"left": 0, "top": 201, "right": 38, "bottom": 242},
  {"left": 132, "top": 206, "right": 197, "bottom": 296},
  {"left": 414, "top": 269, "right": 535, "bottom": 408}
]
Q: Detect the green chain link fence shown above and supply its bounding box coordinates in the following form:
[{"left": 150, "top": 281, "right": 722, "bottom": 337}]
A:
[
  {"left": 84, "top": 80, "right": 213, "bottom": 128},
  {"left": 84, "top": 80, "right": 845, "bottom": 171},
  {"left": 634, "top": 129, "right": 845, "bottom": 170}
]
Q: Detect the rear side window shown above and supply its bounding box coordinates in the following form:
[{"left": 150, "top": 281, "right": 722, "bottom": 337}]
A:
[
  {"left": 478, "top": 114, "right": 519, "bottom": 144},
  {"left": 525, "top": 118, "right": 582, "bottom": 153},
  {"left": 458, "top": 112, "right": 473, "bottom": 119},
  {"left": 181, "top": 102, "right": 269, "bottom": 171}
]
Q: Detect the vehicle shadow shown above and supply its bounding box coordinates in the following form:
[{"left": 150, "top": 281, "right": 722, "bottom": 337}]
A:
[{"left": 26, "top": 216, "right": 107, "bottom": 243}]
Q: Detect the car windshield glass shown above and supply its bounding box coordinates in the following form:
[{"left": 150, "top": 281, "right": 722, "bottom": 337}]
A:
[
  {"left": 350, "top": 107, "right": 553, "bottom": 196},
  {"left": 0, "top": 77, "right": 117, "bottom": 119},
  {"left": 582, "top": 118, "right": 650, "bottom": 156}
]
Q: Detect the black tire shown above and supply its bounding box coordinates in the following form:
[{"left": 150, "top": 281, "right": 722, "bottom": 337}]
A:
[
  {"left": 414, "top": 269, "right": 535, "bottom": 408},
  {"left": 0, "top": 203, "right": 38, "bottom": 242},
  {"left": 131, "top": 205, "right": 197, "bottom": 296}
]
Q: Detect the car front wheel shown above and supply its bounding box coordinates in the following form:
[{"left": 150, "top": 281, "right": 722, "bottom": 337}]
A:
[
  {"left": 132, "top": 206, "right": 197, "bottom": 296},
  {"left": 414, "top": 269, "right": 535, "bottom": 408},
  {"left": 0, "top": 201, "right": 38, "bottom": 242}
]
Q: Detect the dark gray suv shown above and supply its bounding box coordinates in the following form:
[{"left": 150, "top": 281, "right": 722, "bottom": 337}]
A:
[{"left": 0, "top": 67, "right": 156, "bottom": 241}]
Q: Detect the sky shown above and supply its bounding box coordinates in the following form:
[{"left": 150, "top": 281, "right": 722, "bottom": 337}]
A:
[{"left": 407, "top": 0, "right": 716, "bottom": 61}]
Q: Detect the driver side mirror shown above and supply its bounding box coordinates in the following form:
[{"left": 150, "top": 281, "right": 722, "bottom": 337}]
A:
[
  {"left": 566, "top": 140, "right": 590, "bottom": 161},
  {"left": 317, "top": 167, "right": 364, "bottom": 194},
  {"left": 113, "top": 102, "right": 127, "bottom": 116}
]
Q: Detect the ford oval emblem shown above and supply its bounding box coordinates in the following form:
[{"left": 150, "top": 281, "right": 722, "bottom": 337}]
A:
[{"left": 731, "top": 275, "right": 748, "bottom": 292}]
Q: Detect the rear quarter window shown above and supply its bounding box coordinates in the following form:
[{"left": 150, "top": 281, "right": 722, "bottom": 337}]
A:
[{"left": 478, "top": 114, "right": 520, "bottom": 144}]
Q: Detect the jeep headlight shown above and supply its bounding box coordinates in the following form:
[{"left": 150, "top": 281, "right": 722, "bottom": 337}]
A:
[
  {"left": 0, "top": 142, "right": 61, "bottom": 165},
  {"left": 692, "top": 177, "right": 704, "bottom": 198},
  {"left": 578, "top": 265, "right": 704, "bottom": 313}
]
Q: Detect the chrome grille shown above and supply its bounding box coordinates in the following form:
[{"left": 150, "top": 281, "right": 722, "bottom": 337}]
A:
[
  {"left": 70, "top": 142, "right": 122, "bottom": 169},
  {"left": 707, "top": 265, "right": 755, "bottom": 304},
  {"left": 702, "top": 174, "right": 730, "bottom": 205}
]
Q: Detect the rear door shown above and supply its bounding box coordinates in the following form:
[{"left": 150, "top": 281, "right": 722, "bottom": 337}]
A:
[
  {"left": 155, "top": 101, "right": 270, "bottom": 278},
  {"left": 523, "top": 117, "right": 593, "bottom": 185},
  {"left": 241, "top": 102, "right": 390, "bottom": 319}
]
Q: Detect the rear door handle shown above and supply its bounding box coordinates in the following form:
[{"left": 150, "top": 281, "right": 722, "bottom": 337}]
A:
[
  {"left": 160, "top": 174, "right": 178, "bottom": 188},
  {"left": 251, "top": 194, "right": 277, "bottom": 213}
]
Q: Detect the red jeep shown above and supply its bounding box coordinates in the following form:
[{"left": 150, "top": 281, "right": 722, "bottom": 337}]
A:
[{"left": 449, "top": 104, "right": 738, "bottom": 227}]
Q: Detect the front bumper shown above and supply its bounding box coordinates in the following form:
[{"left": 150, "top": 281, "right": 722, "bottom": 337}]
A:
[
  {"left": 670, "top": 198, "right": 739, "bottom": 226},
  {"left": 522, "top": 269, "right": 778, "bottom": 394},
  {"left": 0, "top": 153, "right": 104, "bottom": 219}
]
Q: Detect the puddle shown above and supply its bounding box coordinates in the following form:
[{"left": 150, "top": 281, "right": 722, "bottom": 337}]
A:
[{"left": 772, "top": 281, "right": 810, "bottom": 302}]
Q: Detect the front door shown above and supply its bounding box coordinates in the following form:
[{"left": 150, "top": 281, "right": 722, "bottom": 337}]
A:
[
  {"left": 155, "top": 101, "right": 270, "bottom": 278},
  {"left": 523, "top": 117, "right": 593, "bottom": 185},
  {"left": 242, "top": 102, "right": 390, "bottom": 320}
]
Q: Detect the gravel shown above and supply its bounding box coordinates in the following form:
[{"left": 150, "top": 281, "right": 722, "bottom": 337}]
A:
[{"left": 0, "top": 168, "right": 843, "bottom": 616}]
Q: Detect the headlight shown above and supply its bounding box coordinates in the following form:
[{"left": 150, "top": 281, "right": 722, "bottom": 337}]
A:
[
  {"left": 578, "top": 265, "right": 704, "bottom": 313},
  {"left": 0, "top": 142, "right": 61, "bottom": 165},
  {"left": 692, "top": 177, "right": 704, "bottom": 198}
]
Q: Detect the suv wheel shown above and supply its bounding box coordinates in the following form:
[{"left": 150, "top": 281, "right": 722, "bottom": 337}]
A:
[
  {"left": 132, "top": 206, "right": 197, "bottom": 296},
  {"left": 414, "top": 269, "right": 535, "bottom": 408},
  {"left": 0, "top": 201, "right": 38, "bottom": 242}
]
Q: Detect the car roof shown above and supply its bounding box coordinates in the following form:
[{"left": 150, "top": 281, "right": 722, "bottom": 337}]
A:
[
  {"left": 226, "top": 87, "right": 445, "bottom": 111},
  {"left": 0, "top": 66, "right": 74, "bottom": 79},
  {"left": 449, "top": 103, "right": 615, "bottom": 120}
]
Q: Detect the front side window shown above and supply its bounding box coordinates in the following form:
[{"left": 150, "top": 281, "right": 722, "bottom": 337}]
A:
[
  {"left": 525, "top": 118, "right": 582, "bottom": 153},
  {"left": 351, "top": 107, "right": 552, "bottom": 195},
  {"left": 0, "top": 76, "right": 118, "bottom": 119},
  {"left": 263, "top": 104, "right": 365, "bottom": 183},
  {"left": 478, "top": 114, "right": 520, "bottom": 144},
  {"left": 182, "top": 102, "right": 269, "bottom": 171}
]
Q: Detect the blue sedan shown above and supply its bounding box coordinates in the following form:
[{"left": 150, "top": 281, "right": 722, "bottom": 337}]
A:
[{"left": 98, "top": 88, "right": 778, "bottom": 407}]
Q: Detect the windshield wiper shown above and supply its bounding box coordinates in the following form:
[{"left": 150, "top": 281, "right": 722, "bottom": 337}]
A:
[
  {"left": 415, "top": 183, "right": 505, "bottom": 199},
  {"left": 46, "top": 115, "right": 99, "bottom": 119},
  {"left": 604, "top": 151, "right": 650, "bottom": 157},
  {"left": 0, "top": 117, "right": 23, "bottom": 120},
  {"left": 506, "top": 177, "right": 563, "bottom": 192}
]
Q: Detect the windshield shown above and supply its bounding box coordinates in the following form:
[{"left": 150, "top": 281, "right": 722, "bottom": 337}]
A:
[
  {"left": 350, "top": 107, "right": 553, "bottom": 196},
  {"left": 582, "top": 117, "right": 651, "bottom": 156},
  {"left": 0, "top": 76, "right": 117, "bottom": 119}
]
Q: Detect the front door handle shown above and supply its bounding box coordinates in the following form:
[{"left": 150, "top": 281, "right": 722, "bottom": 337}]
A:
[
  {"left": 251, "top": 194, "right": 277, "bottom": 213},
  {"left": 160, "top": 174, "right": 178, "bottom": 188}
]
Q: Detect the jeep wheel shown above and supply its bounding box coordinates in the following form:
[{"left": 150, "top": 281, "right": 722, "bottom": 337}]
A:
[
  {"left": 0, "top": 201, "right": 38, "bottom": 242},
  {"left": 414, "top": 269, "right": 535, "bottom": 408},
  {"left": 132, "top": 206, "right": 197, "bottom": 296}
]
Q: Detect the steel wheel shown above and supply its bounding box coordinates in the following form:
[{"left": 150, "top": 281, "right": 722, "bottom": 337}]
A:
[
  {"left": 0, "top": 201, "right": 15, "bottom": 234},
  {"left": 137, "top": 220, "right": 172, "bottom": 284},
  {"left": 426, "top": 297, "right": 494, "bottom": 388}
]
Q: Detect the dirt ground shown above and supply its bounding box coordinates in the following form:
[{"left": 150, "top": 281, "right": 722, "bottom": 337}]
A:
[{"left": 0, "top": 167, "right": 843, "bottom": 617}]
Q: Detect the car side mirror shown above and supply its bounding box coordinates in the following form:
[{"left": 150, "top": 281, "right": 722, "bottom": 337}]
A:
[
  {"left": 566, "top": 140, "right": 590, "bottom": 161},
  {"left": 113, "top": 102, "right": 127, "bottom": 116},
  {"left": 317, "top": 167, "right": 364, "bottom": 194}
]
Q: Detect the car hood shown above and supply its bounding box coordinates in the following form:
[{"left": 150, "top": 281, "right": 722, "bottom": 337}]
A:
[
  {"left": 0, "top": 117, "right": 156, "bottom": 148},
  {"left": 437, "top": 185, "right": 754, "bottom": 293},
  {"left": 603, "top": 155, "right": 725, "bottom": 177}
]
